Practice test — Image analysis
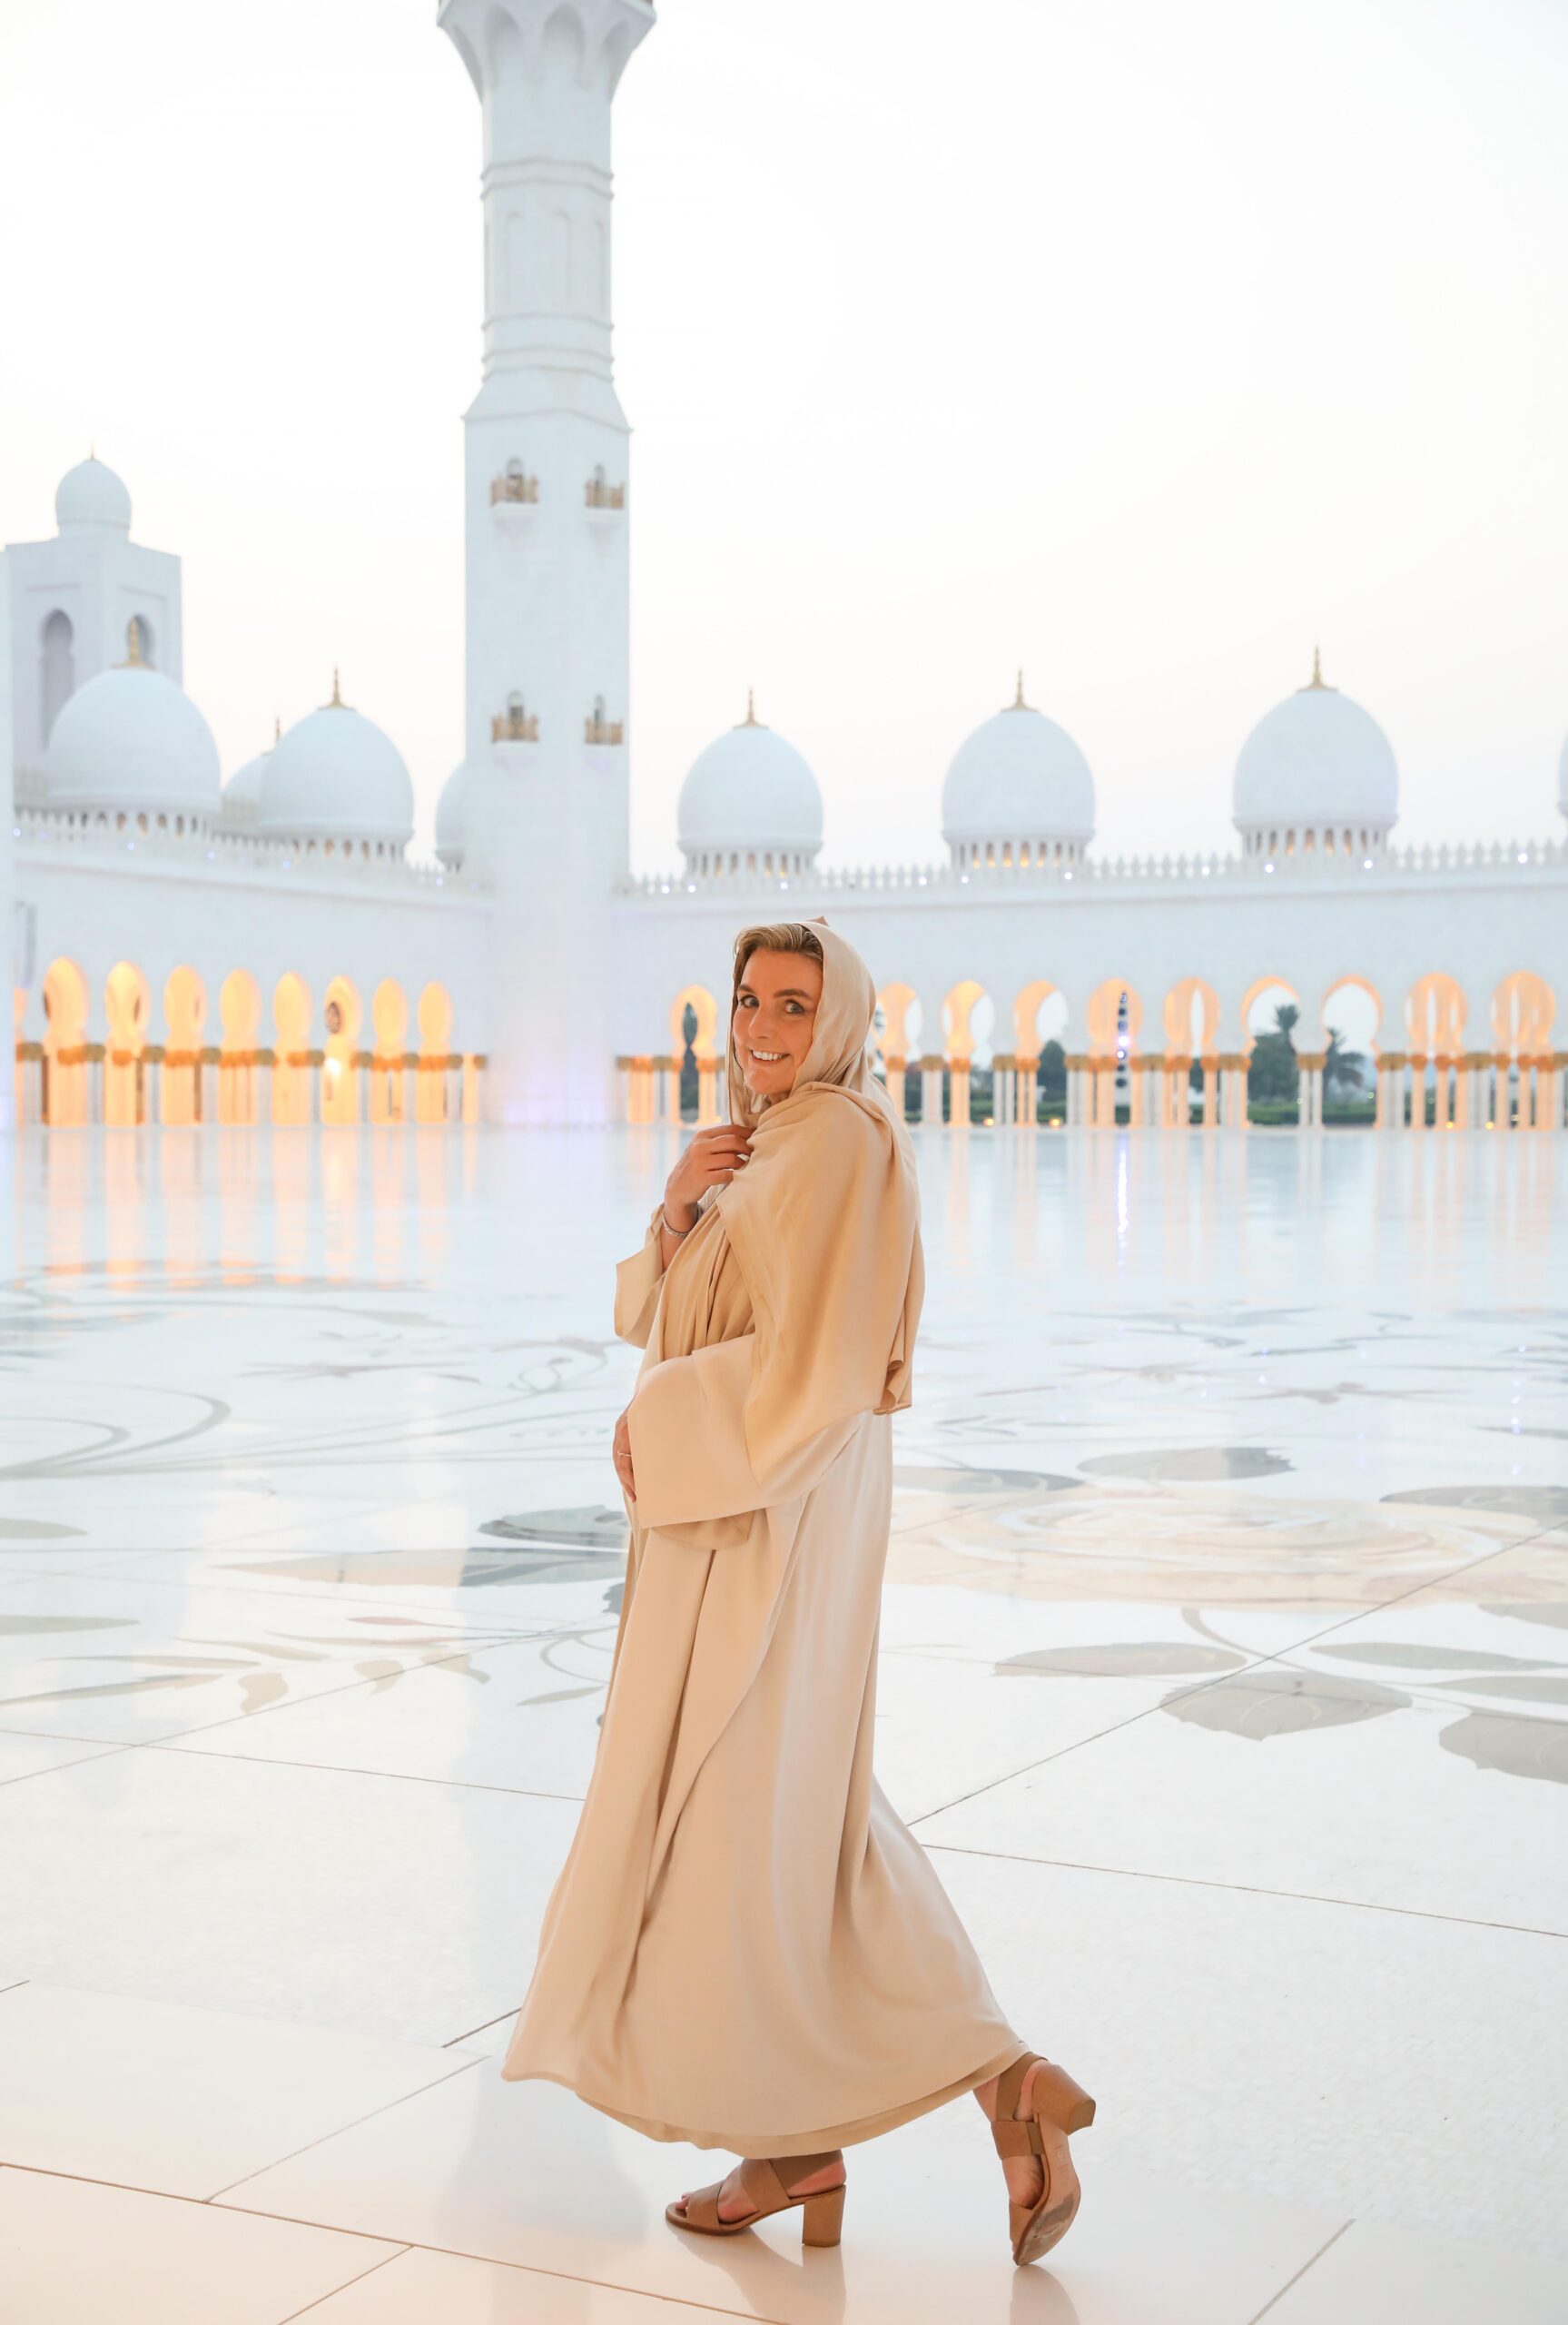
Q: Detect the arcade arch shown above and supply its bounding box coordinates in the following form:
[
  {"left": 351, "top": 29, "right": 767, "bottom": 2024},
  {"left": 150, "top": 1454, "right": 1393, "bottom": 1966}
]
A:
[
  {"left": 218, "top": 970, "right": 261, "bottom": 1125},
  {"left": 42, "top": 956, "right": 89, "bottom": 1127},
  {"left": 104, "top": 961, "right": 150, "bottom": 1126},
  {"left": 322, "top": 975, "right": 362, "bottom": 1125},
  {"left": 271, "top": 973, "right": 313, "bottom": 1124},
  {"left": 371, "top": 979, "right": 408, "bottom": 1123},
  {"left": 161, "top": 965, "right": 206, "bottom": 1126}
]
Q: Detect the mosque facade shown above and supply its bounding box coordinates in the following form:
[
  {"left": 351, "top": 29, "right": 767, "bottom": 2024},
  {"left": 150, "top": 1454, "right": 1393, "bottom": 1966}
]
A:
[{"left": 5, "top": 0, "right": 1567, "bottom": 1139}]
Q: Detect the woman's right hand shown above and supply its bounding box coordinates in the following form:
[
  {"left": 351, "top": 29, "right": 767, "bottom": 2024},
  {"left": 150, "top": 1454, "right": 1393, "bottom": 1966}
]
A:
[{"left": 662, "top": 1123, "right": 754, "bottom": 1231}]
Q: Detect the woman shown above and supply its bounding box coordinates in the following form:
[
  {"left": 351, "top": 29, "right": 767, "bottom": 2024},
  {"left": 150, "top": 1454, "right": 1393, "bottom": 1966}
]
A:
[{"left": 502, "top": 918, "right": 1094, "bottom": 2266}]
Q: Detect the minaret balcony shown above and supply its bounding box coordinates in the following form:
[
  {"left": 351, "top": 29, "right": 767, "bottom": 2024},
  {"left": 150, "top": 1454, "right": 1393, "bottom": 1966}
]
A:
[
  {"left": 584, "top": 469, "right": 626, "bottom": 525},
  {"left": 490, "top": 466, "right": 540, "bottom": 528},
  {"left": 585, "top": 703, "right": 624, "bottom": 746},
  {"left": 492, "top": 701, "right": 539, "bottom": 743}
]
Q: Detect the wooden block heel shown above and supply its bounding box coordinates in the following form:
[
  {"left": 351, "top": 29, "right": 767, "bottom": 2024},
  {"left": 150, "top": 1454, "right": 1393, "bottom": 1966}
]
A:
[
  {"left": 801, "top": 2182, "right": 845, "bottom": 2246},
  {"left": 990, "top": 2052, "right": 1096, "bottom": 2268},
  {"left": 666, "top": 2149, "right": 846, "bottom": 2245}
]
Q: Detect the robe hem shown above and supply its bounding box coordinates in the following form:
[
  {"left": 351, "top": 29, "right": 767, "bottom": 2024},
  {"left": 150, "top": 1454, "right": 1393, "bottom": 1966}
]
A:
[{"left": 500, "top": 2038, "right": 1031, "bottom": 2157}]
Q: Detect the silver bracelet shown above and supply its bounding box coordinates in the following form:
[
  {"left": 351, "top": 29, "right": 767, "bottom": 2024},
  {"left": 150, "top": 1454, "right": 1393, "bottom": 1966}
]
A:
[{"left": 661, "top": 1204, "right": 693, "bottom": 1239}]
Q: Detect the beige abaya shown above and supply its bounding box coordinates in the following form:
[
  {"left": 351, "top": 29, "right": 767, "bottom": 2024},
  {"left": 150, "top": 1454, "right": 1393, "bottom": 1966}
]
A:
[{"left": 502, "top": 925, "right": 1025, "bottom": 2156}]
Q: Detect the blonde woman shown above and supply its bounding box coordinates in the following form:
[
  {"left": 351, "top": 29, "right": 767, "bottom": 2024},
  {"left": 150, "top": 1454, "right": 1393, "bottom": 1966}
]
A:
[{"left": 503, "top": 918, "right": 1094, "bottom": 2265}]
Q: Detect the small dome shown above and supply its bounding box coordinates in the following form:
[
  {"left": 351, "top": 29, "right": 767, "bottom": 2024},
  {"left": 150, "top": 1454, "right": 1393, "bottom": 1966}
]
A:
[
  {"left": 55, "top": 455, "right": 132, "bottom": 533},
  {"left": 1234, "top": 654, "right": 1398, "bottom": 847},
  {"left": 45, "top": 663, "right": 221, "bottom": 820},
  {"left": 677, "top": 697, "right": 823, "bottom": 868},
  {"left": 257, "top": 677, "right": 414, "bottom": 849},
  {"left": 435, "top": 761, "right": 470, "bottom": 867},
  {"left": 942, "top": 678, "right": 1095, "bottom": 855},
  {"left": 222, "top": 738, "right": 273, "bottom": 829}
]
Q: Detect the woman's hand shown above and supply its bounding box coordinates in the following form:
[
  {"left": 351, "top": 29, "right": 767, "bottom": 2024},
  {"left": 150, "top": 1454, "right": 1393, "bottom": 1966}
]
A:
[
  {"left": 662, "top": 1123, "right": 754, "bottom": 1232},
  {"left": 613, "top": 1404, "right": 636, "bottom": 1500}
]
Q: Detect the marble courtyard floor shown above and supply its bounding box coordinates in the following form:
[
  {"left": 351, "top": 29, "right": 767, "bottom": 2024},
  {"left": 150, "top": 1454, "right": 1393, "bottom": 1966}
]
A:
[{"left": 1, "top": 1123, "right": 1565, "bottom": 2325}]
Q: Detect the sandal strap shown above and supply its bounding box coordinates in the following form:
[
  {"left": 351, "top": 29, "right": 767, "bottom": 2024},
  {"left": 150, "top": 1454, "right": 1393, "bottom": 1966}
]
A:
[
  {"left": 993, "top": 2050, "right": 1043, "bottom": 2123},
  {"left": 991, "top": 2115, "right": 1044, "bottom": 2160},
  {"left": 677, "top": 2178, "right": 731, "bottom": 2231}
]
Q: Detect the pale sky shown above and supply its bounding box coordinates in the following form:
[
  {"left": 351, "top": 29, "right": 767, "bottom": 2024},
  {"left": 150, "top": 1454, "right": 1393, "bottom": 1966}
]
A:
[{"left": 3, "top": 0, "right": 1565, "bottom": 869}]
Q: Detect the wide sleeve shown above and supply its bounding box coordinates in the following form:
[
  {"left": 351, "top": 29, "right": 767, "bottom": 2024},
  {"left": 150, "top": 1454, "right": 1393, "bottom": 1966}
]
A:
[
  {"left": 625, "top": 1095, "right": 918, "bottom": 1531},
  {"left": 612, "top": 1199, "right": 670, "bottom": 1348}
]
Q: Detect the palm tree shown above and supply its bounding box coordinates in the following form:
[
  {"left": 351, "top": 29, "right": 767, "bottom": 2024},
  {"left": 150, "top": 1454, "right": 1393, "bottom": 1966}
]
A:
[{"left": 1324, "top": 1025, "right": 1368, "bottom": 1094}]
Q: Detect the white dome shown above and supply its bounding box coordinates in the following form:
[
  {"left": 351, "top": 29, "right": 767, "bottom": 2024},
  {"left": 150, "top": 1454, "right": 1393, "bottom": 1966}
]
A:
[
  {"left": 55, "top": 456, "right": 132, "bottom": 533},
  {"left": 45, "top": 663, "right": 221, "bottom": 820},
  {"left": 1234, "top": 658, "right": 1398, "bottom": 846},
  {"left": 222, "top": 743, "right": 272, "bottom": 828},
  {"left": 435, "top": 761, "right": 470, "bottom": 867},
  {"left": 257, "top": 682, "right": 414, "bottom": 849},
  {"left": 942, "top": 683, "right": 1095, "bottom": 854},
  {"left": 677, "top": 704, "right": 823, "bottom": 866}
]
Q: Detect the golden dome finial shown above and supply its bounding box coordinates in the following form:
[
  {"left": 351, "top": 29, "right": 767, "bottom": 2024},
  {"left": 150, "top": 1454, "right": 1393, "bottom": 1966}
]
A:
[
  {"left": 742, "top": 687, "right": 760, "bottom": 727},
  {"left": 1011, "top": 668, "right": 1029, "bottom": 710},
  {"left": 329, "top": 668, "right": 344, "bottom": 708},
  {"left": 272, "top": 713, "right": 281, "bottom": 746},
  {"left": 1306, "top": 644, "right": 1326, "bottom": 690}
]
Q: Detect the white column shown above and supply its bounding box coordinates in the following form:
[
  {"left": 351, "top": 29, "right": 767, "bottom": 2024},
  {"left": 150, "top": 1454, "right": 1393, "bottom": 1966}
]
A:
[
  {"left": 920, "top": 1055, "right": 944, "bottom": 1123},
  {"left": 444, "top": 0, "right": 655, "bottom": 1126}
]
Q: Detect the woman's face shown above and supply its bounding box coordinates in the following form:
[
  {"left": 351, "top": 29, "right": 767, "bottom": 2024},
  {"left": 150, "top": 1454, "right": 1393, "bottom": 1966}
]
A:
[{"left": 734, "top": 947, "right": 823, "bottom": 1098}]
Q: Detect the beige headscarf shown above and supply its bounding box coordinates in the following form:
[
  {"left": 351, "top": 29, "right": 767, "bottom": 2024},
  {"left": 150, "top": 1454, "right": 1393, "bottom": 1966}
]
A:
[{"left": 711, "top": 921, "right": 925, "bottom": 1457}]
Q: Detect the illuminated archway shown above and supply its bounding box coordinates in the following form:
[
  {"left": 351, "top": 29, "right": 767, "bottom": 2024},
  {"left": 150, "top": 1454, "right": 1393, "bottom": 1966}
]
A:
[
  {"left": 1084, "top": 978, "right": 1142, "bottom": 1126},
  {"left": 417, "top": 982, "right": 453, "bottom": 1123},
  {"left": 161, "top": 965, "right": 206, "bottom": 1126},
  {"left": 1159, "top": 978, "right": 1219, "bottom": 1128},
  {"left": 370, "top": 979, "right": 409, "bottom": 1124},
  {"left": 1318, "top": 975, "right": 1382, "bottom": 1122},
  {"left": 322, "top": 975, "right": 362, "bottom": 1125},
  {"left": 42, "top": 957, "right": 89, "bottom": 1127},
  {"left": 671, "top": 984, "right": 721, "bottom": 1123},
  {"left": 104, "top": 961, "right": 150, "bottom": 1126},
  {"left": 1406, "top": 973, "right": 1465, "bottom": 1128},
  {"left": 271, "top": 973, "right": 313, "bottom": 1125},
  {"left": 1493, "top": 972, "right": 1556, "bottom": 1129},
  {"left": 219, "top": 970, "right": 261, "bottom": 1125}
]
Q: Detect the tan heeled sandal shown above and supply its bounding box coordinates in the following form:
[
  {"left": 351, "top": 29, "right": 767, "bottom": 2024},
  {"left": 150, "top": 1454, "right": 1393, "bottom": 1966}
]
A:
[
  {"left": 990, "top": 2053, "right": 1096, "bottom": 2266},
  {"left": 666, "top": 2149, "right": 846, "bottom": 2246}
]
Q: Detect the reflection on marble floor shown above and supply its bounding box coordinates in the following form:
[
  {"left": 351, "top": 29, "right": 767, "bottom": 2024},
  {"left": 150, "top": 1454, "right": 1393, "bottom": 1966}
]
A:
[{"left": 1, "top": 1125, "right": 1565, "bottom": 2322}]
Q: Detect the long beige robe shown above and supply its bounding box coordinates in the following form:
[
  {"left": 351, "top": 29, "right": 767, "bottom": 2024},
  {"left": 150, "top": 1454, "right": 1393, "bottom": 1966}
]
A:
[{"left": 504, "top": 929, "right": 1023, "bottom": 2155}]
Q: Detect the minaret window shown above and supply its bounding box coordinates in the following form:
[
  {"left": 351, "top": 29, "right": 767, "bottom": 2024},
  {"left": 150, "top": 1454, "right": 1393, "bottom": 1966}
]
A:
[
  {"left": 491, "top": 459, "right": 539, "bottom": 505},
  {"left": 585, "top": 464, "right": 626, "bottom": 510},
  {"left": 585, "top": 694, "right": 623, "bottom": 745},
  {"left": 40, "top": 609, "right": 74, "bottom": 740},
  {"left": 492, "top": 691, "right": 539, "bottom": 742},
  {"left": 127, "top": 614, "right": 154, "bottom": 667}
]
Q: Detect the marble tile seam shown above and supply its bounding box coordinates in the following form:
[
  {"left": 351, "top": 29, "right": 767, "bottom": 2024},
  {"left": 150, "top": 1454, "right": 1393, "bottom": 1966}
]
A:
[
  {"left": 0, "top": 2156, "right": 413, "bottom": 2257},
  {"left": 1243, "top": 2219, "right": 1355, "bottom": 2324},
  {"left": 153, "top": 1736, "right": 589, "bottom": 1808},
  {"left": 273, "top": 2241, "right": 411, "bottom": 2325},
  {"left": 923, "top": 1841, "right": 1568, "bottom": 1945},
  {"left": 906, "top": 1519, "right": 1567, "bottom": 1827},
  {"left": 122, "top": 1624, "right": 555, "bottom": 1749},
  {"left": 0, "top": 1729, "right": 131, "bottom": 1776},
  {"left": 202, "top": 2054, "right": 487, "bottom": 2206},
  {"left": 219, "top": 2203, "right": 796, "bottom": 2325},
  {"left": 441, "top": 2010, "right": 515, "bottom": 2051}
]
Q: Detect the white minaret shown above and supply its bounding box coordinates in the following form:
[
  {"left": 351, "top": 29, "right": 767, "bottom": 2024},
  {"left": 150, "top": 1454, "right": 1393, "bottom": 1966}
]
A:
[{"left": 439, "top": 0, "right": 654, "bottom": 1126}]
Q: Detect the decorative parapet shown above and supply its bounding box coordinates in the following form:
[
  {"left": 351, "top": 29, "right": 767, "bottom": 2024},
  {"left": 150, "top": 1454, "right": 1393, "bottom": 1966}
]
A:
[
  {"left": 491, "top": 464, "right": 539, "bottom": 505},
  {"left": 619, "top": 831, "right": 1568, "bottom": 898},
  {"left": 585, "top": 702, "right": 624, "bottom": 746},
  {"left": 15, "top": 805, "right": 488, "bottom": 895},
  {"left": 492, "top": 702, "right": 539, "bottom": 742},
  {"left": 585, "top": 471, "right": 626, "bottom": 510}
]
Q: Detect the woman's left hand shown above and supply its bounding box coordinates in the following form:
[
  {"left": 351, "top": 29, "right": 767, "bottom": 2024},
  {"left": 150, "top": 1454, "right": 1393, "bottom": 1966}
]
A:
[{"left": 613, "top": 1404, "right": 636, "bottom": 1500}]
